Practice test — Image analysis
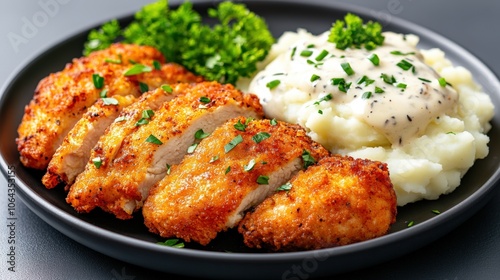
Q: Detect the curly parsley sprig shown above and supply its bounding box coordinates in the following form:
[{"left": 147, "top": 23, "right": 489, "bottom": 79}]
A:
[
  {"left": 83, "top": 0, "right": 274, "bottom": 85},
  {"left": 328, "top": 13, "right": 384, "bottom": 50}
]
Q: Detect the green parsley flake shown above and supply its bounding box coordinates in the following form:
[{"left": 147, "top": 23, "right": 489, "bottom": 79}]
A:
[
  {"left": 390, "top": 50, "right": 415, "bottom": 56},
  {"left": 418, "top": 77, "right": 431, "bottom": 83},
  {"left": 252, "top": 132, "right": 271, "bottom": 143},
  {"left": 199, "top": 96, "right": 211, "bottom": 104},
  {"left": 396, "top": 59, "right": 414, "bottom": 71},
  {"left": 438, "top": 77, "right": 447, "bottom": 87},
  {"left": 92, "top": 73, "right": 104, "bottom": 89},
  {"left": 310, "top": 74, "right": 321, "bottom": 82},
  {"left": 300, "top": 50, "right": 313, "bottom": 57},
  {"left": 276, "top": 182, "right": 292, "bottom": 192},
  {"left": 225, "top": 166, "right": 231, "bottom": 174},
  {"left": 256, "top": 175, "right": 269, "bottom": 185},
  {"left": 266, "top": 79, "right": 281, "bottom": 89},
  {"left": 146, "top": 134, "right": 163, "bottom": 145},
  {"left": 380, "top": 73, "right": 396, "bottom": 84},
  {"left": 367, "top": 53, "right": 380, "bottom": 66},
  {"left": 375, "top": 86, "right": 385, "bottom": 94},
  {"left": 153, "top": 60, "right": 161, "bottom": 70},
  {"left": 313, "top": 94, "right": 333, "bottom": 105},
  {"left": 302, "top": 150, "right": 316, "bottom": 169},
  {"left": 209, "top": 155, "right": 219, "bottom": 163},
  {"left": 124, "top": 64, "right": 152, "bottom": 76},
  {"left": 341, "top": 62, "right": 355, "bottom": 76},
  {"left": 99, "top": 89, "right": 108, "bottom": 98},
  {"left": 234, "top": 120, "right": 247, "bottom": 131},
  {"left": 139, "top": 82, "right": 149, "bottom": 93},
  {"left": 157, "top": 238, "right": 184, "bottom": 248},
  {"left": 161, "top": 84, "right": 173, "bottom": 93},
  {"left": 102, "top": 97, "right": 119, "bottom": 105},
  {"left": 431, "top": 209, "right": 441, "bottom": 215},
  {"left": 328, "top": 13, "right": 384, "bottom": 50},
  {"left": 243, "top": 159, "right": 256, "bottom": 172},
  {"left": 270, "top": 118, "right": 278, "bottom": 126},
  {"left": 92, "top": 157, "right": 102, "bottom": 169},
  {"left": 187, "top": 143, "right": 198, "bottom": 153},
  {"left": 224, "top": 135, "right": 243, "bottom": 153},
  {"left": 166, "top": 164, "right": 171, "bottom": 175},
  {"left": 362, "top": 91, "right": 372, "bottom": 99},
  {"left": 315, "top": 50, "right": 329, "bottom": 61},
  {"left": 194, "top": 129, "right": 210, "bottom": 140}
]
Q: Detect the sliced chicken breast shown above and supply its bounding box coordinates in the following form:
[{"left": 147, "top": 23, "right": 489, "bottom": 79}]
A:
[
  {"left": 238, "top": 155, "right": 397, "bottom": 251},
  {"left": 143, "top": 118, "right": 329, "bottom": 245},
  {"left": 16, "top": 43, "right": 202, "bottom": 169},
  {"left": 67, "top": 82, "right": 264, "bottom": 220},
  {"left": 41, "top": 95, "right": 137, "bottom": 189}
]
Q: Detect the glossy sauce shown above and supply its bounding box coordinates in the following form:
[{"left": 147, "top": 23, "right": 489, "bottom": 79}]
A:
[{"left": 249, "top": 31, "right": 458, "bottom": 145}]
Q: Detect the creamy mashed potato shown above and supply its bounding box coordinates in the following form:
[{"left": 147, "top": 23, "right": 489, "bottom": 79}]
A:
[{"left": 244, "top": 29, "right": 494, "bottom": 206}]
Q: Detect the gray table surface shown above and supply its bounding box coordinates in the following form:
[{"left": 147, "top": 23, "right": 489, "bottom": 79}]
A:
[{"left": 1, "top": 0, "right": 499, "bottom": 279}]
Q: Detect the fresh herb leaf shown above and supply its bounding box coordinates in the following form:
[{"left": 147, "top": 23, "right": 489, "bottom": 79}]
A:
[
  {"left": 83, "top": 19, "right": 121, "bottom": 55},
  {"left": 243, "top": 159, "right": 256, "bottom": 172},
  {"left": 438, "top": 77, "right": 447, "bottom": 87},
  {"left": 194, "top": 129, "right": 210, "bottom": 140},
  {"left": 153, "top": 60, "right": 161, "bottom": 70},
  {"left": 310, "top": 74, "right": 321, "bottom": 82},
  {"left": 367, "top": 53, "right": 380, "bottom": 66},
  {"left": 139, "top": 82, "right": 149, "bottom": 93},
  {"left": 209, "top": 155, "right": 219, "bottom": 163},
  {"left": 256, "top": 175, "right": 269, "bottom": 185},
  {"left": 341, "top": 62, "right": 355, "bottom": 76},
  {"left": 124, "top": 64, "right": 152, "bottom": 76},
  {"left": 224, "top": 135, "right": 243, "bottom": 153},
  {"left": 270, "top": 118, "right": 278, "bottom": 126},
  {"left": 313, "top": 94, "right": 333, "bottom": 105},
  {"left": 199, "top": 96, "right": 211, "bottom": 104},
  {"left": 300, "top": 50, "right": 313, "bottom": 57},
  {"left": 234, "top": 120, "right": 247, "bottom": 131},
  {"left": 266, "top": 79, "right": 281, "bottom": 89},
  {"left": 276, "top": 182, "right": 292, "bottom": 192},
  {"left": 157, "top": 238, "right": 184, "bottom": 248},
  {"left": 93, "top": 74, "right": 105, "bottom": 89},
  {"left": 161, "top": 84, "right": 173, "bottom": 93},
  {"left": 390, "top": 50, "right": 415, "bottom": 56},
  {"left": 396, "top": 59, "right": 414, "bottom": 71},
  {"left": 302, "top": 150, "right": 316, "bottom": 169},
  {"left": 99, "top": 89, "right": 108, "bottom": 98},
  {"left": 328, "top": 13, "right": 384, "bottom": 50},
  {"left": 362, "top": 91, "right": 372, "bottom": 99},
  {"left": 252, "top": 132, "right": 271, "bottom": 143},
  {"left": 146, "top": 134, "right": 163, "bottom": 145},
  {"left": 315, "top": 49, "right": 329, "bottom": 61},
  {"left": 92, "top": 157, "right": 102, "bottom": 169},
  {"left": 187, "top": 143, "right": 198, "bottom": 153},
  {"left": 102, "top": 97, "right": 119, "bottom": 105}
]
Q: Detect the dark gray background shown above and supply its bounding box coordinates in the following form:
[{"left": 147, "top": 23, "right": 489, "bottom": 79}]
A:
[{"left": 1, "top": 0, "right": 499, "bottom": 279}]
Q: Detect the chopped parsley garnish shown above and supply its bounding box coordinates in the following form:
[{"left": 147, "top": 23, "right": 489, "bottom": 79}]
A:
[
  {"left": 256, "top": 175, "right": 269, "bottom": 185},
  {"left": 341, "top": 62, "right": 355, "bottom": 76},
  {"left": 270, "top": 118, "right": 278, "bottom": 126},
  {"left": 396, "top": 83, "right": 407, "bottom": 89},
  {"left": 224, "top": 135, "right": 243, "bottom": 153},
  {"left": 418, "top": 77, "right": 431, "bottom": 83},
  {"left": 124, "top": 64, "right": 153, "bottom": 76},
  {"left": 313, "top": 94, "right": 333, "bottom": 105},
  {"left": 266, "top": 79, "right": 281, "bottom": 89},
  {"left": 252, "top": 132, "right": 271, "bottom": 143},
  {"left": 92, "top": 74, "right": 104, "bottom": 89},
  {"left": 99, "top": 89, "right": 108, "bottom": 98},
  {"left": 407, "top": 220, "right": 415, "bottom": 227},
  {"left": 380, "top": 73, "right": 396, "bottom": 84},
  {"left": 243, "top": 159, "right": 256, "bottom": 172},
  {"left": 328, "top": 13, "right": 384, "bottom": 50},
  {"left": 146, "top": 134, "right": 163, "bottom": 145},
  {"left": 161, "top": 84, "right": 173, "bottom": 93},
  {"left": 431, "top": 209, "right": 441, "bottom": 215},
  {"left": 92, "top": 157, "right": 102, "bottom": 169},
  {"left": 209, "top": 155, "right": 219, "bottom": 163},
  {"left": 194, "top": 129, "right": 210, "bottom": 140},
  {"left": 300, "top": 50, "right": 313, "bottom": 57},
  {"left": 357, "top": 75, "right": 375, "bottom": 86},
  {"left": 315, "top": 49, "right": 329, "bottom": 61},
  {"left": 135, "top": 109, "right": 154, "bottom": 126},
  {"left": 362, "top": 91, "right": 372, "bottom": 99},
  {"left": 102, "top": 97, "right": 119, "bottom": 106},
  {"left": 225, "top": 166, "right": 231, "bottom": 174},
  {"left": 390, "top": 50, "right": 415, "bottom": 56},
  {"left": 331, "top": 77, "right": 351, "bottom": 93},
  {"left": 302, "top": 150, "right": 316, "bottom": 169},
  {"left": 375, "top": 86, "right": 385, "bottom": 94},
  {"left": 105, "top": 56, "right": 122, "bottom": 64},
  {"left": 438, "top": 77, "right": 447, "bottom": 87},
  {"left": 199, "top": 96, "right": 211, "bottom": 104},
  {"left": 367, "top": 53, "right": 380, "bottom": 66},
  {"left": 396, "top": 59, "right": 414, "bottom": 71},
  {"left": 310, "top": 74, "right": 321, "bottom": 82},
  {"left": 166, "top": 164, "right": 171, "bottom": 175},
  {"left": 187, "top": 143, "right": 198, "bottom": 153},
  {"left": 234, "top": 119, "right": 247, "bottom": 131},
  {"left": 157, "top": 238, "right": 184, "bottom": 248},
  {"left": 290, "top": 46, "right": 297, "bottom": 59},
  {"left": 114, "top": 116, "right": 128, "bottom": 123},
  {"left": 276, "top": 182, "right": 292, "bottom": 192},
  {"left": 153, "top": 60, "right": 161, "bottom": 70},
  {"left": 139, "top": 82, "right": 149, "bottom": 93}
]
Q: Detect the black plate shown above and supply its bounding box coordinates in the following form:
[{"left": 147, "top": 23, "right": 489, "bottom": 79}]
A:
[{"left": 1, "top": 0, "right": 499, "bottom": 279}]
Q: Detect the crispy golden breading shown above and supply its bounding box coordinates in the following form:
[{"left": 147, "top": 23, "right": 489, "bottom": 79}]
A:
[
  {"left": 17, "top": 43, "right": 202, "bottom": 169},
  {"left": 238, "top": 155, "right": 397, "bottom": 251},
  {"left": 67, "top": 82, "right": 264, "bottom": 220},
  {"left": 143, "top": 118, "right": 329, "bottom": 245},
  {"left": 42, "top": 95, "right": 137, "bottom": 189}
]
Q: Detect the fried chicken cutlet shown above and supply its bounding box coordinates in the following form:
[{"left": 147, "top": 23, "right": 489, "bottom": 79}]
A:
[
  {"left": 143, "top": 118, "right": 329, "bottom": 245},
  {"left": 16, "top": 43, "right": 202, "bottom": 169},
  {"left": 41, "top": 95, "right": 137, "bottom": 189},
  {"left": 67, "top": 82, "right": 263, "bottom": 219},
  {"left": 238, "top": 155, "right": 397, "bottom": 251}
]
